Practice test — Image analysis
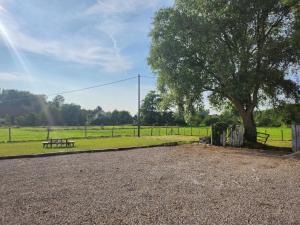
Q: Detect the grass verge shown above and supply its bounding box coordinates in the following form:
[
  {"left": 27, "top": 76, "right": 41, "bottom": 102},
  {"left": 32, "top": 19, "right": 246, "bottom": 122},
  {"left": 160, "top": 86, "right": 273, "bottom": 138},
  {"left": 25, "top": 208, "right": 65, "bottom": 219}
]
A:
[{"left": 0, "top": 136, "right": 198, "bottom": 157}]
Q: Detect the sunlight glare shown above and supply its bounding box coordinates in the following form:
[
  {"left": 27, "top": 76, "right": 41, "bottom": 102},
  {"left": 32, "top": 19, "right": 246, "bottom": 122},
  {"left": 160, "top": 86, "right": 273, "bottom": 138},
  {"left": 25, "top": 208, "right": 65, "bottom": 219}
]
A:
[{"left": 0, "top": 19, "right": 54, "bottom": 125}]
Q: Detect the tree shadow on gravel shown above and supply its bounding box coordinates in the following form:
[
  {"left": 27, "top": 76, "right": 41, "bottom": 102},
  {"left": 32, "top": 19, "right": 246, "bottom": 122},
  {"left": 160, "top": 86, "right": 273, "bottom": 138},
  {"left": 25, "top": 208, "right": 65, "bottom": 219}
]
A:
[{"left": 195, "top": 143, "right": 293, "bottom": 158}]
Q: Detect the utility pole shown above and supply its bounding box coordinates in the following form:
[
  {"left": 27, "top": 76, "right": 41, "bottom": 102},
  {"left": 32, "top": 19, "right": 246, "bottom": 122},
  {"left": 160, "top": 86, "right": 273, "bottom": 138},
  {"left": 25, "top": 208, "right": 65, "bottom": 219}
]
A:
[{"left": 138, "top": 74, "right": 141, "bottom": 137}]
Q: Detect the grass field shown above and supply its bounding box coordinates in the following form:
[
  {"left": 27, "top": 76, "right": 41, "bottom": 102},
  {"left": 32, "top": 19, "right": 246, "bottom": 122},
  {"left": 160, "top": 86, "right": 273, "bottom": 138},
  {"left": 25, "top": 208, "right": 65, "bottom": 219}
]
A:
[
  {"left": 0, "top": 126, "right": 293, "bottom": 157},
  {"left": 257, "top": 127, "right": 291, "bottom": 141},
  {"left": 0, "top": 136, "right": 198, "bottom": 157},
  {"left": 0, "top": 126, "right": 212, "bottom": 142},
  {"left": 0, "top": 126, "right": 292, "bottom": 142}
]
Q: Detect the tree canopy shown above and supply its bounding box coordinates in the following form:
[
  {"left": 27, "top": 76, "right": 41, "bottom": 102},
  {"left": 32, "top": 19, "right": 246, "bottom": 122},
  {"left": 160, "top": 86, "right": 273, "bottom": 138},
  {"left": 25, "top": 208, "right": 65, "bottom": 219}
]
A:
[
  {"left": 148, "top": 0, "right": 300, "bottom": 142},
  {"left": 0, "top": 90, "right": 134, "bottom": 126},
  {"left": 140, "top": 91, "right": 176, "bottom": 125}
]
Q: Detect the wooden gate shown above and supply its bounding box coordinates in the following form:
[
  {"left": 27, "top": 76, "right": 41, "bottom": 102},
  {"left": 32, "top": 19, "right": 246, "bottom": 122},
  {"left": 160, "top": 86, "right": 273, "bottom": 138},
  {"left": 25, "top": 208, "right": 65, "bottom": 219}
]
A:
[{"left": 229, "top": 125, "right": 244, "bottom": 147}]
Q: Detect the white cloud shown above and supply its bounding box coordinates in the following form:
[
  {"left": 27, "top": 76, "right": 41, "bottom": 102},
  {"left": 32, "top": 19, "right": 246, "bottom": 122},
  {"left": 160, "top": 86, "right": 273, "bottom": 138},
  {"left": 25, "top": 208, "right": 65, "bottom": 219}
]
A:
[
  {"left": 0, "top": 72, "right": 34, "bottom": 82},
  {"left": 0, "top": 7, "right": 132, "bottom": 74},
  {"left": 0, "top": 1, "right": 173, "bottom": 75},
  {"left": 88, "top": 0, "right": 173, "bottom": 46},
  {"left": 86, "top": 0, "right": 171, "bottom": 15},
  {"left": 89, "top": 1, "right": 173, "bottom": 69},
  {"left": 0, "top": 5, "right": 6, "bottom": 13}
]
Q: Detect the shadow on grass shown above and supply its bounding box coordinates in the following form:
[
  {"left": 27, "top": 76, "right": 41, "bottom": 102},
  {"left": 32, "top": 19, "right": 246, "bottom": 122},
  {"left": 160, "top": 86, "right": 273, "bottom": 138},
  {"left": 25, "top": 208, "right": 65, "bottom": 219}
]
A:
[{"left": 244, "top": 142, "right": 292, "bottom": 156}]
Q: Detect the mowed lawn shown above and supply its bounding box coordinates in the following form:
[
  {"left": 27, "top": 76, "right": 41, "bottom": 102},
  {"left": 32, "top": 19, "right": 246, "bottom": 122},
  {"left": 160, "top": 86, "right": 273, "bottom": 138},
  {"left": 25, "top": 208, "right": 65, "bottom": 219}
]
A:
[
  {"left": 0, "top": 126, "right": 293, "bottom": 157},
  {"left": 257, "top": 127, "right": 292, "bottom": 141},
  {"left": 0, "top": 126, "right": 211, "bottom": 142},
  {"left": 0, "top": 136, "right": 198, "bottom": 157},
  {"left": 0, "top": 126, "right": 293, "bottom": 142}
]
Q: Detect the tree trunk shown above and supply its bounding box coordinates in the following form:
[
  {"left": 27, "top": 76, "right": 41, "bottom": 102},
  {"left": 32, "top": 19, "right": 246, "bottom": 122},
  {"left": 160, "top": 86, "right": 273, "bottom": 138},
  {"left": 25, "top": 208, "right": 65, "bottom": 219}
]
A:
[
  {"left": 229, "top": 97, "right": 257, "bottom": 143},
  {"left": 241, "top": 111, "right": 257, "bottom": 143}
]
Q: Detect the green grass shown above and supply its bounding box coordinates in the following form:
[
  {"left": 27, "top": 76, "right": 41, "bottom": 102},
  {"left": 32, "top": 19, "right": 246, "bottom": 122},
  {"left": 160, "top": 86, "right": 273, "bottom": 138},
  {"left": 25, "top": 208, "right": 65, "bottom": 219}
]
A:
[
  {"left": 0, "top": 126, "right": 292, "bottom": 143},
  {"left": 0, "top": 126, "right": 212, "bottom": 142},
  {"left": 265, "top": 140, "right": 292, "bottom": 148},
  {"left": 0, "top": 136, "right": 198, "bottom": 157},
  {"left": 256, "top": 127, "right": 292, "bottom": 148},
  {"left": 0, "top": 125, "right": 294, "bottom": 152},
  {"left": 257, "top": 127, "right": 291, "bottom": 141}
]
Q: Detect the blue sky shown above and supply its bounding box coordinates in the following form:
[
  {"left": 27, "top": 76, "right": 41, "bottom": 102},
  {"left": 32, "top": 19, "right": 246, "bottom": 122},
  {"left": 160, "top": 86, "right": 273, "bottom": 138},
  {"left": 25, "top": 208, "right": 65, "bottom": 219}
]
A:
[{"left": 0, "top": 0, "right": 173, "bottom": 114}]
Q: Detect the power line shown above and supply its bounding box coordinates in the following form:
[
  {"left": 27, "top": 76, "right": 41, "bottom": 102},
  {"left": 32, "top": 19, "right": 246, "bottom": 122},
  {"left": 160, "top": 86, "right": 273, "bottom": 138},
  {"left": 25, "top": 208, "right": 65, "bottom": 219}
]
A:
[
  {"left": 48, "top": 76, "right": 137, "bottom": 96},
  {"left": 0, "top": 76, "right": 138, "bottom": 104}
]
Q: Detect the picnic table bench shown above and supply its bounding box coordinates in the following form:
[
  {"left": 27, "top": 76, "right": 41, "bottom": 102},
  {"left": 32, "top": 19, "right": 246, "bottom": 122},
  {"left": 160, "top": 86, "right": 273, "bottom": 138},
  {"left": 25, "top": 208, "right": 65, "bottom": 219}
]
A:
[{"left": 42, "top": 138, "right": 75, "bottom": 148}]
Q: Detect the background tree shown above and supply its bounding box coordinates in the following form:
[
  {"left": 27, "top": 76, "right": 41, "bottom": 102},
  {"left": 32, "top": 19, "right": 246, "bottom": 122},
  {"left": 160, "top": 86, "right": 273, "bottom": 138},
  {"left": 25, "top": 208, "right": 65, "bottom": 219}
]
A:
[
  {"left": 61, "top": 104, "right": 84, "bottom": 126},
  {"left": 111, "top": 110, "right": 133, "bottom": 125},
  {"left": 140, "top": 91, "right": 162, "bottom": 125},
  {"left": 52, "top": 95, "right": 65, "bottom": 108},
  {"left": 255, "top": 109, "right": 282, "bottom": 127},
  {"left": 149, "top": 0, "right": 300, "bottom": 143},
  {"left": 0, "top": 90, "right": 134, "bottom": 126},
  {"left": 280, "top": 103, "right": 300, "bottom": 124}
]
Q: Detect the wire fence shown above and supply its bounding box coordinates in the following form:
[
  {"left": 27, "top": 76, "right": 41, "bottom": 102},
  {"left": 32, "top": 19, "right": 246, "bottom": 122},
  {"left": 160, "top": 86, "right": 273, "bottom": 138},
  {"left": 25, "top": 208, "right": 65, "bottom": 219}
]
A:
[
  {"left": 0, "top": 126, "right": 293, "bottom": 143},
  {"left": 0, "top": 126, "right": 212, "bottom": 143},
  {"left": 256, "top": 127, "right": 292, "bottom": 141}
]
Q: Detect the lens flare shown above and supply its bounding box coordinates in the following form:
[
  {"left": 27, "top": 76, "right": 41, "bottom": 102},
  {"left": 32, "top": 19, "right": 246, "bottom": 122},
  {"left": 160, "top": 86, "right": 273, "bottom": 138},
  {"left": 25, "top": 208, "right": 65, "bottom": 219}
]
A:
[{"left": 0, "top": 19, "right": 54, "bottom": 125}]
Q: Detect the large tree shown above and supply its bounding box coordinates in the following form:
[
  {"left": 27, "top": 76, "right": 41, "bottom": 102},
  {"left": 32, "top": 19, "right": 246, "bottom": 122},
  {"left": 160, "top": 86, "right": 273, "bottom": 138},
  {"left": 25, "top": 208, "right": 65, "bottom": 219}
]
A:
[{"left": 148, "top": 0, "right": 300, "bottom": 143}]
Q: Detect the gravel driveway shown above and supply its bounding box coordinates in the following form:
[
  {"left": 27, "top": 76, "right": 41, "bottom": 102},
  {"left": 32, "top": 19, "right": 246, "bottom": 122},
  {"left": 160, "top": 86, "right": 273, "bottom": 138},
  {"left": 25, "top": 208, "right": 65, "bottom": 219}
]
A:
[{"left": 0, "top": 144, "right": 299, "bottom": 225}]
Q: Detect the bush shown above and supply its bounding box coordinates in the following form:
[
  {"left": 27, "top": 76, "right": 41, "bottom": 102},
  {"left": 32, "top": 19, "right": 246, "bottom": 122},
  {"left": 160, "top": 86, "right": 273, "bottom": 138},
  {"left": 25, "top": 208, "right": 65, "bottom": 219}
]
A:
[{"left": 202, "top": 115, "right": 220, "bottom": 126}]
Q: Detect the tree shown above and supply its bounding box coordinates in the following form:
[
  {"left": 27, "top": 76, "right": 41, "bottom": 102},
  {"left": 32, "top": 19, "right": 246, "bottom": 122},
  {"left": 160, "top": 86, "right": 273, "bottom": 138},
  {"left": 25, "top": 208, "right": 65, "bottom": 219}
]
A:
[
  {"left": 61, "top": 104, "right": 83, "bottom": 125},
  {"left": 202, "top": 115, "right": 220, "bottom": 126},
  {"left": 140, "top": 91, "right": 162, "bottom": 125},
  {"left": 148, "top": 0, "right": 300, "bottom": 143},
  {"left": 255, "top": 109, "right": 282, "bottom": 127},
  {"left": 52, "top": 95, "right": 65, "bottom": 108},
  {"left": 117, "top": 111, "right": 133, "bottom": 125},
  {"left": 280, "top": 103, "right": 300, "bottom": 124},
  {"left": 0, "top": 89, "right": 48, "bottom": 117},
  {"left": 110, "top": 110, "right": 133, "bottom": 125}
]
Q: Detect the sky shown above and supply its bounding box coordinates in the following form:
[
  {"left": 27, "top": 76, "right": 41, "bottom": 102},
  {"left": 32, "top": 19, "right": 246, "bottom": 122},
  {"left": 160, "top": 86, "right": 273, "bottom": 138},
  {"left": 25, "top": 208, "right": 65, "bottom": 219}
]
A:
[{"left": 0, "top": 0, "right": 174, "bottom": 114}]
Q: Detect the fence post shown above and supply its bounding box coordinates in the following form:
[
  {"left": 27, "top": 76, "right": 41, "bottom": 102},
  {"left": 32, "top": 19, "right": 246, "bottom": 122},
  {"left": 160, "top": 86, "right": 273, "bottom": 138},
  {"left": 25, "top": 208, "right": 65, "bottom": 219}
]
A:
[
  {"left": 292, "top": 124, "right": 300, "bottom": 152},
  {"left": 8, "top": 127, "right": 11, "bottom": 142},
  {"left": 281, "top": 130, "right": 283, "bottom": 141},
  {"left": 112, "top": 127, "right": 114, "bottom": 137},
  {"left": 84, "top": 126, "right": 87, "bottom": 138},
  {"left": 46, "top": 127, "right": 50, "bottom": 140},
  {"left": 151, "top": 127, "right": 153, "bottom": 136},
  {"left": 158, "top": 127, "right": 160, "bottom": 136},
  {"left": 221, "top": 130, "right": 226, "bottom": 147},
  {"left": 166, "top": 127, "right": 168, "bottom": 136}
]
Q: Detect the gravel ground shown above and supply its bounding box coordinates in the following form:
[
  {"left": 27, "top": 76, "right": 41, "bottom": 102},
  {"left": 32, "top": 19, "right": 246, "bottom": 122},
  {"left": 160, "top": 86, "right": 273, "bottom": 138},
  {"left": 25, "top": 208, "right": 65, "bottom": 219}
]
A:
[{"left": 0, "top": 144, "right": 300, "bottom": 225}]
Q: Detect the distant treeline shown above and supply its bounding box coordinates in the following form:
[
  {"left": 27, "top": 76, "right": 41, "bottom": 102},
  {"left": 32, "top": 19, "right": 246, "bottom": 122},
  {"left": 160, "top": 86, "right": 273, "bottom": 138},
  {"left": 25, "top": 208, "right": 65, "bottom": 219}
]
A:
[
  {"left": 0, "top": 89, "right": 299, "bottom": 127},
  {"left": 0, "top": 90, "right": 133, "bottom": 126}
]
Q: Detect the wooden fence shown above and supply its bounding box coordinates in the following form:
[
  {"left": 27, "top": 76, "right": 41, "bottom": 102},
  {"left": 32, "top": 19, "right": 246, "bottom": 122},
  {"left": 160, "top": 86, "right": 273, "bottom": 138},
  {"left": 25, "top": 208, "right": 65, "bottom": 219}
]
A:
[
  {"left": 292, "top": 124, "right": 300, "bottom": 152},
  {"left": 210, "top": 125, "right": 244, "bottom": 147},
  {"left": 229, "top": 126, "right": 244, "bottom": 147}
]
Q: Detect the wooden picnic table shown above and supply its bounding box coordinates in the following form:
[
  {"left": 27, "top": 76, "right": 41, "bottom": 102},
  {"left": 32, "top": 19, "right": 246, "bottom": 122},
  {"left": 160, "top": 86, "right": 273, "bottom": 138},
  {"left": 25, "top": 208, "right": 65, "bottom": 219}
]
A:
[{"left": 42, "top": 138, "right": 75, "bottom": 148}]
